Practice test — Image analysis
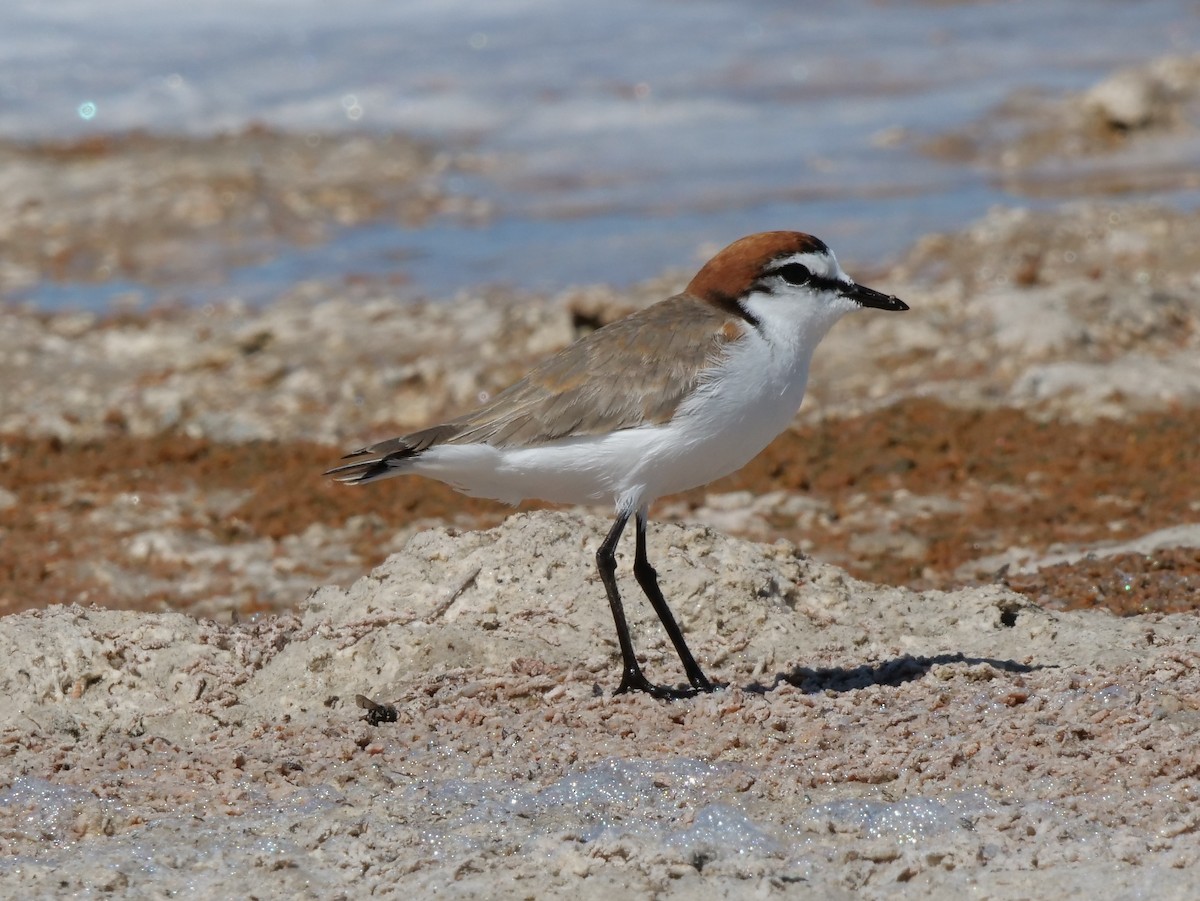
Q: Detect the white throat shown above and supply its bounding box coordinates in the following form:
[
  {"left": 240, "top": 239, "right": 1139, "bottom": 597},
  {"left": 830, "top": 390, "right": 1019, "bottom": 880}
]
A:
[{"left": 741, "top": 285, "right": 858, "bottom": 363}]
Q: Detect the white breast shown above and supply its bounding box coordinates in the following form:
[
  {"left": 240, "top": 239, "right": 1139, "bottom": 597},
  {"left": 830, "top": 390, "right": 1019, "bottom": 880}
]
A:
[
  {"left": 612, "top": 323, "right": 814, "bottom": 503},
  {"left": 408, "top": 321, "right": 817, "bottom": 512}
]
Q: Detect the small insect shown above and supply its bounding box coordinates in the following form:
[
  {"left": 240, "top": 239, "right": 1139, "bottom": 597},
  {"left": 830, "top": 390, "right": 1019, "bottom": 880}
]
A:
[{"left": 355, "top": 693, "right": 398, "bottom": 726}]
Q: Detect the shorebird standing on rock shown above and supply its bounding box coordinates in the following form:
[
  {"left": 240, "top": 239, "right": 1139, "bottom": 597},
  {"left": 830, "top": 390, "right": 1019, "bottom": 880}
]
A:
[{"left": 328, "top": 231, "right": 908, "bottom": 697}]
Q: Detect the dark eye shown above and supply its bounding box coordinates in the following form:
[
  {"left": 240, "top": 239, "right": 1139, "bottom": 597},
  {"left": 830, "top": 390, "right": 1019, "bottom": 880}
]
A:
[{"left": 776, "top": 263, "right": 811, "bottom": 285}]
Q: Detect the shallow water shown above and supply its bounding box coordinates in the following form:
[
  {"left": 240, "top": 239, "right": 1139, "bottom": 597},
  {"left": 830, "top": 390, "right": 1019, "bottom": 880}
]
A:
[{"left": 2, "top": 0, "right": 1198, "bottom": 308}]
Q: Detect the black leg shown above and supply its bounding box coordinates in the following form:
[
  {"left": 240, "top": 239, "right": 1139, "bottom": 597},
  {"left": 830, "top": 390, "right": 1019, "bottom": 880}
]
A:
[
  {"left": 633, "top": 512, "right": 717, "bottom": 692},
  {"left": 596, "top": 511, "right": 658, "bottom": 695}
]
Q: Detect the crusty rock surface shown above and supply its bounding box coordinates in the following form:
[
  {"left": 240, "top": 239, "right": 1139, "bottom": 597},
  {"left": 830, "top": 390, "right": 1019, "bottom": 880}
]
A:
[{"left": 2, "top": 512, "right": 1198, "bottom": 898}]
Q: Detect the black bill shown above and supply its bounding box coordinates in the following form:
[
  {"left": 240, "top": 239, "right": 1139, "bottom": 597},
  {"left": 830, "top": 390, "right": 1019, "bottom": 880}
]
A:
[{"left": 845, "top": 281, "right": 909, "bottom": 312}]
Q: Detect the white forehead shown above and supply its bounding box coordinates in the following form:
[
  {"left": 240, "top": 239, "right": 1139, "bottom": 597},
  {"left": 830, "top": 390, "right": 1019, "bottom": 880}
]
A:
[{"left": 772, "top": 248, "right": 848, "bottom": 281}]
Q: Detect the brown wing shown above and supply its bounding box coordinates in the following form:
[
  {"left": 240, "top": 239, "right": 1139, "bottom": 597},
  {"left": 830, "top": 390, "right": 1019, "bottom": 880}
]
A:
[
  {"left": 448, "top": 293, "right": 745, "bottom": 447},
  {"left": 326, "top": 293, "right": 746, "bottom": 482}
]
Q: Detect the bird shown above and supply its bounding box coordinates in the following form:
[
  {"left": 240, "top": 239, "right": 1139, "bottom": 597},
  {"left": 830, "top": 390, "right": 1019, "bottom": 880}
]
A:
[{"left": 327, "top": 231, "right": 908, "bottom": 698}]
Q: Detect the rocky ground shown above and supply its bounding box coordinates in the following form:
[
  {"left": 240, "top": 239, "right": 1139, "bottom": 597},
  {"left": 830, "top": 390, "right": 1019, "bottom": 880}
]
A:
[
  {"left": 1, "top": 57, "right": 1199, "bottom": 899},
  {"left": 2, "top": 200, "right": 1198, "bottom": 621},
  {"left": 3, "top": 513, "right": 1200, "bottom": 898}
]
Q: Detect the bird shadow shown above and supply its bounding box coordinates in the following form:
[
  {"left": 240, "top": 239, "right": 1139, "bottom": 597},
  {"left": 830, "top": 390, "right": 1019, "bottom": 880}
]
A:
[{"left": 741, "top": 652, "right": 1048, "bottom": 696}]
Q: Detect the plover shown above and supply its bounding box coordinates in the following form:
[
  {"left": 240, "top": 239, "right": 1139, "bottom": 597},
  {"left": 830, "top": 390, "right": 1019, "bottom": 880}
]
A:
[{"left": 328, "top": 231, "right": 908, "bottom": 697}]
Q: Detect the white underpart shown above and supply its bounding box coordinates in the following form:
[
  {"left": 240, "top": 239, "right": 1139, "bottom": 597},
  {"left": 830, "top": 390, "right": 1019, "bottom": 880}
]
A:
[{"left": 404, "top": 258, "right": 862, "bottom": 514}]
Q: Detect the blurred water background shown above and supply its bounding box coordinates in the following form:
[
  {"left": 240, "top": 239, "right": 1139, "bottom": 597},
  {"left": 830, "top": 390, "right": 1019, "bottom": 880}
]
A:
[{"left": 1, "top": 0, "right": 1197, "bottom": 308}]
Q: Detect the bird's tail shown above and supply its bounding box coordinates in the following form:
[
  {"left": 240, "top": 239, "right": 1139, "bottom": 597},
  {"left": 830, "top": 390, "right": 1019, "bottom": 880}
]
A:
[
  {"left": 324, "top": 451, "right": 400, "bottom": 485},
  {"left": 324, "top": 422, "right": 462, "bottom": 485}
]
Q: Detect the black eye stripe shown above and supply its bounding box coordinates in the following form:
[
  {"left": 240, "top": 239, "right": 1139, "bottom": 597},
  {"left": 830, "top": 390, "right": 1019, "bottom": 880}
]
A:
[
  {"left": 805, "top": 273, "right": 845, "bottom": 292},
  {"left": 759, "top": 266, "right": 845, "bottom": 294}
]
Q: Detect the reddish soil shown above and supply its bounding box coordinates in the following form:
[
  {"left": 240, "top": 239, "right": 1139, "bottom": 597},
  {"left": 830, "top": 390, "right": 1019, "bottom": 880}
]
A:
[
  {"left": 1, "top": 398, "right": 1197, "bottom": 618},
  {"left": 708, "top": 399, "right": 1200, "bottom": 590},
  {"left": 1004, "top": 547, "right": 1200, "bottom": 615}
]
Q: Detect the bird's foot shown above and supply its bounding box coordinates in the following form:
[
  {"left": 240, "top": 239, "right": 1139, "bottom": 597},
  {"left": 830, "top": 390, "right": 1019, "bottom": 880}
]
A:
[
  {"left": 615, "top": 669, "right": 724, "bottom": 700},
  {"left": 686, "top": 672, "right": 725, "bottom": 694}
]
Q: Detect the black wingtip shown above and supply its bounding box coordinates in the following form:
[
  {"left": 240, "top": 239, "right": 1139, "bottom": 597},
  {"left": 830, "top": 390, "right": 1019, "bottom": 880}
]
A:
[{"left": 324, "top": 458, "right": 389, "bottom": 483}]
